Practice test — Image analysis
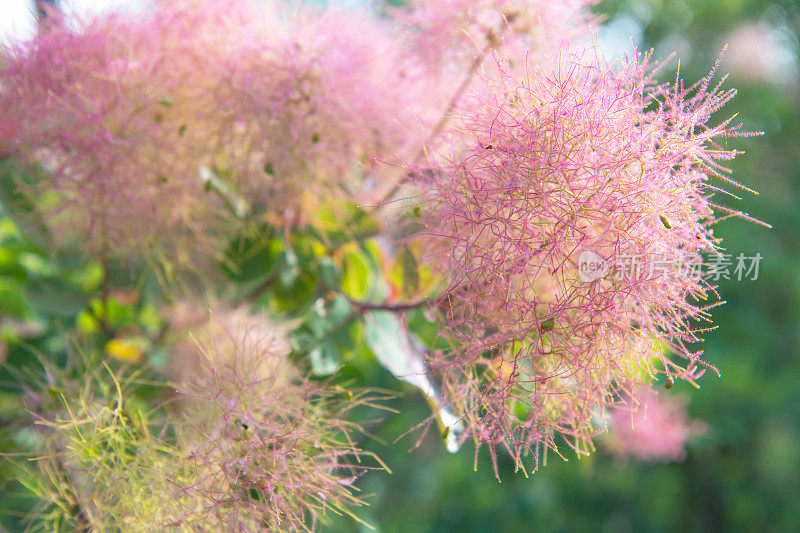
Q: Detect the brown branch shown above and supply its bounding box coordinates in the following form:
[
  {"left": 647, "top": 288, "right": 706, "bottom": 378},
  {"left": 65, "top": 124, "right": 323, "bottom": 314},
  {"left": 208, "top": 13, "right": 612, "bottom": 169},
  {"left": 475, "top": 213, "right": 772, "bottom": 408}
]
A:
[
  {"left": 347, "top": 297, "right": 431, "bottom": 313},
  {"left": 375, "top": 34, "right": 502, "bottom": 211}
]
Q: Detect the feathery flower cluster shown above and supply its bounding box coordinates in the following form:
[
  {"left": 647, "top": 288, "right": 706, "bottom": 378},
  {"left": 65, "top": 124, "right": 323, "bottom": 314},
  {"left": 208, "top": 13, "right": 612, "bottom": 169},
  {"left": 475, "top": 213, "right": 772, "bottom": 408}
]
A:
[
  {"left": 167, "top": 309, "right": 383, "bottom": 531},
  {"left": 418, "top": 49, "right": 758, "bottom": 472},
  {"left": 0, "top": 0, "right": 420, "bottom": 260},
  {"left": 605, "top": 386, "right": 704, "bottom": 462},
  {"left": 19, "top": 359, "right": 178, "bottom": 531},
  {"left": 197, "top": 2, "right": 424, "bottom": 213},
  {"left": 394, "top": 0, "right": 595, "bottom": 72},
  {"left": 18, "top": 310, "right": 381, "bottom": 531},
  {"left": 166, "top": 302, "right": 294, "bottom": 389},
  {"left": 0, "top": 6, "right": 216, "bottom": 259}
]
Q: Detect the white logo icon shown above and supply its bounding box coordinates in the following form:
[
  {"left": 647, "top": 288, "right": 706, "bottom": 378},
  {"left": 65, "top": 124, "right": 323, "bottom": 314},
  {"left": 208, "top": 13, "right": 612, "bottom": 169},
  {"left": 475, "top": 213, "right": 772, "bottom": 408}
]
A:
[{"left": 578, "top": 249, "right": 608, "bottom": 282}]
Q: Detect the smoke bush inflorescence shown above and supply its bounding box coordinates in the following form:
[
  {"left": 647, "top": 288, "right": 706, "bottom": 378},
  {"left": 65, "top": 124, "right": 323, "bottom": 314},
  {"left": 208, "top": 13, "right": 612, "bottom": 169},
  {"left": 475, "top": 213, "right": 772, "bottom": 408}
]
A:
[
  {"left": 0, "top": 0, "right": 765, "bottom": 528},
  {"left": 416, "top": 49, "right": 760, "bottom": 472},
  {"left": 0, "top": 0, "right": 422, "bottom": 262}
]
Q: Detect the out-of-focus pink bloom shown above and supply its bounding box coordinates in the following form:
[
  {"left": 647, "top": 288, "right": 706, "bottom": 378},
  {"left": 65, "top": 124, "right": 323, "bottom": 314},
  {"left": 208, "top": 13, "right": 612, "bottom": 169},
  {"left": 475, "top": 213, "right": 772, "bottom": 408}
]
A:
[
  {"left": 722, "top": 22, "right": 799, "bottom": 85},
  {"left": 166, "top": 304, "right": 295, "bottom": 392},
  {"left": 386, "top": 0, "right": 598, "bottom": 138},
  {"left": 606, "top": 386, "right": 705, "bottom": 462},
  {"left": 415, "top": 47, "right": 759, "bottom": 474},
  {"left": 0, "top": 0, "right": 424, "bottom": 260},
  {"left": 201, "top": 1, "right": 426, "bottom": 210},
  {"left": 169, "top": 308, "right": 382, "bottom": 530},
  {"left": 0, "top": 6, "right": 219, "bottom": 258},
  {"left": 394, "top": 0, "right": 596, "bottom": 71}
]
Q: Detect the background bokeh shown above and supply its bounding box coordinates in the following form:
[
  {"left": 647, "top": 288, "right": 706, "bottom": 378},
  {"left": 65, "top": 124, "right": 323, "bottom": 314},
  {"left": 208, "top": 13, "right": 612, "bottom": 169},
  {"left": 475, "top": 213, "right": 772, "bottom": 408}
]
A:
[{"left": 323, "top": 1, "right": 800, "bottom": 531}]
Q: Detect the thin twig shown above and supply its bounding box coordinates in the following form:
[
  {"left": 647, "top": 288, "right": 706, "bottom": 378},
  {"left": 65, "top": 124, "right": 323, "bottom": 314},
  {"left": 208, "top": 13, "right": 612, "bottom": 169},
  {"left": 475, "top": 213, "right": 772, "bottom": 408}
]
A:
[
  {"left": 375, "top": 38, "right": 499, "bottom": 210},
  {"left": 347, "top": 297, "right": 430, "bottom": 313}
]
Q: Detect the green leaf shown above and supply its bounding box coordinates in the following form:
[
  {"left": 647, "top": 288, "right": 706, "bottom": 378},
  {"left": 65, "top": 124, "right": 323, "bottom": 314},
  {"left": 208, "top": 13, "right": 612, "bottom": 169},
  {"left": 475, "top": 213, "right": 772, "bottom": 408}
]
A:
[
  {"left": 70, "top": 261, "right": 104, "bottom": 293},
  {"left": 222, "top": 227, "right": 283, "bottom": 283},
  {"left": 290, "top": 297, "right": 358, "bottom": 376},
  {"left": 306, "top": 297, "right": 353, "bottom": 336},
  {"left": 0, "top": 247, "right": 28, "bottom": 281},
  {"left": 278, "top": 248, "right": 300, "bottom": 287},
  {"left": 0, "top": 160, "right": 49, "bottom": 246},
  {"left": 397, "top": 245, "right": 420, "bottom": 298},
  {"left": 292, "top": 233, "right": 327, "bottom": 269},
  {"left": 406, "top": 309, "right": 450, "bottom": 350},
  {"left": 0, "top": 278, "right": 30, "bottom": 319},
  {"left": 25, "top": 277, "right": 88, "bottom": 317},
  {"left": 364, "top": 311, "right": 464, "bottom": 452},
  {"left": 309, "top": 343, "right": 342, "bottom": 376},
  {"left": 341, "top": 249, "right": 371, "bottom": 299},
  {"left": 312, "top": 202, "right": 380, "bottom": 248},
  {"left": 316, "top": 256, "right": 341, "bottom": 288},
  {"left": 90, "top": 297, "right": 136, "bottom": 329},
  {"left": 289, "top": 329, "right": 316, "bottom": 354},
  {"left": 137, "top": 304, "right": 163, "bottom": 336},
  {"left": 270, "top": 272, "right": 316, "bottom": 313}
]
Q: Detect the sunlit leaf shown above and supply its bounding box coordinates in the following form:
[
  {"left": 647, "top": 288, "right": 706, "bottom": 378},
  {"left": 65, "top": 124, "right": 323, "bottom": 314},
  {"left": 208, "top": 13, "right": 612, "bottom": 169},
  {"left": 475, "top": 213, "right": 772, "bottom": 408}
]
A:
[
  {"left": 341, "top": 249, "right": 371, "bottom": 299},
  {"left": 309, "top": 343, "right": 342, "bottom": 376},
  {"left": 105, "top": 337, "right": 148, "bottom": 364},
  {"left": 311, "top": 201, "right": 380, "bottom": 248},
  {"left": 364, "top": 311, "right": 464, "bottom": 453},
  {"left": 390, "top": 245, "right": 420, "bottom": 299}
]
